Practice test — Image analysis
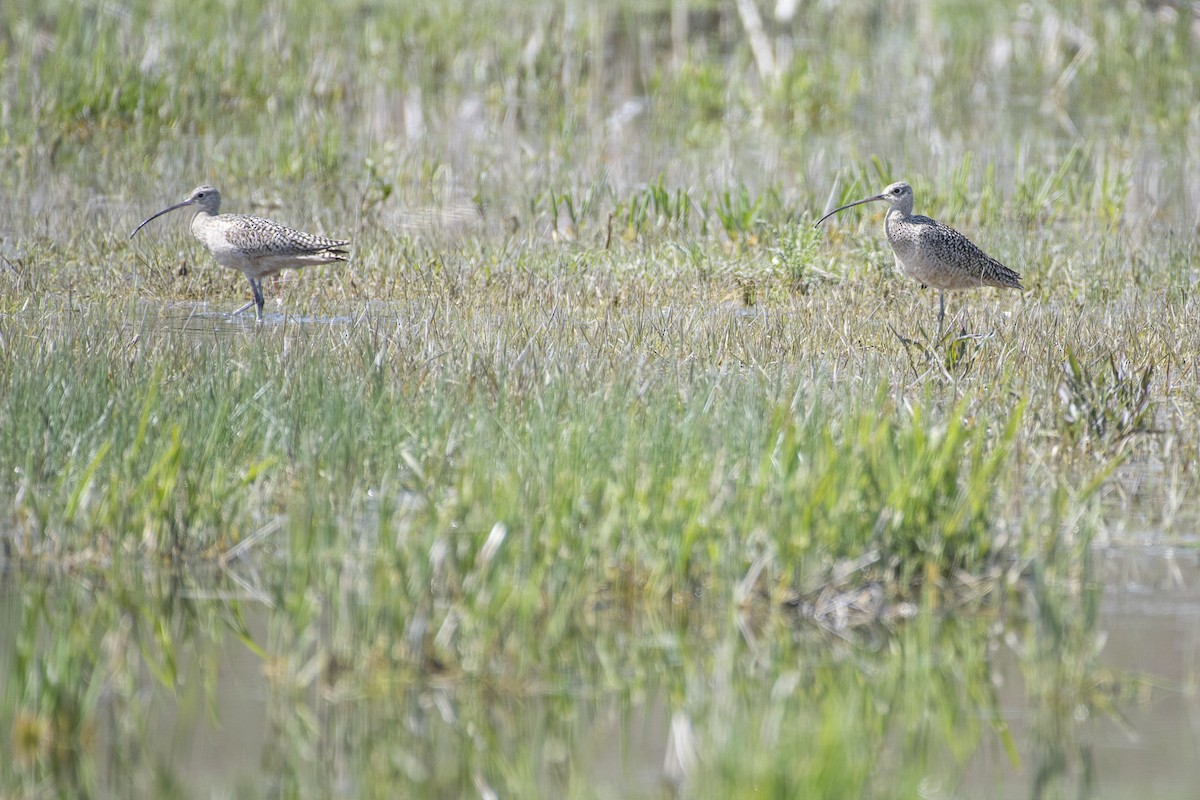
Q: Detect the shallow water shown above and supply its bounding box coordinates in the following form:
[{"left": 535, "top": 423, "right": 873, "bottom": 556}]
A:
[
  {"left": 967, "top": 546, "right": 1200, "bottom": 798},
  {"left": 2, "top": 546, "right": 1193, "bottom": 798},
  {"left": 149, "top": 301, "right": 357, "bottom": 330}
]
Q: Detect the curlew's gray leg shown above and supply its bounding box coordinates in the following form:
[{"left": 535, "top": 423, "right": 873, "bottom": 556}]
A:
[
  {"left": 250, "top": 278, "right": 265, "bottom": 322},
  {"left": 231, "top": 278, "right": 266, "bottom": 321},
  {"left": 937, "top": 290, "right": 946, "bottom": 339}
]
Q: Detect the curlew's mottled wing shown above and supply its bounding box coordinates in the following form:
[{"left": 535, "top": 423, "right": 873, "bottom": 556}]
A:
[
  {"left": 904, "top": 214, "right": 1022, "bottom": 290},
  {"left": 220, "top": 213, "right": 350, "bottom": 262}
]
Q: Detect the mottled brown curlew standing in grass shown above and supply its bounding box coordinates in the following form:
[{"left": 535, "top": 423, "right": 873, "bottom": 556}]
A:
[
  {"left": 815, "top": 181, "right": 1021, "bottom": 336},
  {"left": 130, "top": 185, "right": 350, "bottom": 322}
]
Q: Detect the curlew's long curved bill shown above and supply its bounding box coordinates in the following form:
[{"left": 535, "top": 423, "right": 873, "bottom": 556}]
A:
[
  {"left": 129, "top": 198, "right": 196, "bottom": 239},
  {"left": 814, "top": 193, "right": 887, "bottom": 227}
]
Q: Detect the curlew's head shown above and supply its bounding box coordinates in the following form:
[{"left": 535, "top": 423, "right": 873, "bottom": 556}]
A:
[
  {"left": 129, "top": 185, "right": 222, "bottom": 239},
  {"left": 815, "top": 181, "right": 914, "bottom": 227}
]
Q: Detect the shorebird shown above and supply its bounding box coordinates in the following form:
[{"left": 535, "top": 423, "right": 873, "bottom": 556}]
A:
[
  {"left": 815, "top": 181, "right": 1021, "bottom": 336},
  {"left": 130, "top": 185, "right": 350, "bottom": 321}
]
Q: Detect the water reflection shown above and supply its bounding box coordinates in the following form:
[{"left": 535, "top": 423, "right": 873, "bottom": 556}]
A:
[
  {"left": 2, "top": 546, "right": 1197, "bottom": 798},
  {"left": 150, "top": 302, "right": 357, "bottom": 333}
]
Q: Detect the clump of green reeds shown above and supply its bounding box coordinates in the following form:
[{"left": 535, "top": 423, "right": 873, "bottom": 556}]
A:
[{"left": 1058, "top": 349, "right": 1154, "bottom": 449}]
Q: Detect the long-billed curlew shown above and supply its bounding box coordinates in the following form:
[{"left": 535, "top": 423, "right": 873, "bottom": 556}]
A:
[
  {"left": 815, "top": 181, "right": 1021, "bottom": 336},
  {"left": 130, "top": 185, "right": 350, "bottom": 322}
]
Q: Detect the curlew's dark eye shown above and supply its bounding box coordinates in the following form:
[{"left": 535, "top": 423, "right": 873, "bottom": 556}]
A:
[{"left": 893, "top": 187, "right": 903, "bottom": 194}]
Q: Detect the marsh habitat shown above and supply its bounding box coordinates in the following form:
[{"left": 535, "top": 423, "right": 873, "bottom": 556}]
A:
[{"left": 1, "top": 0, "right": 1199, "bottom": 797}]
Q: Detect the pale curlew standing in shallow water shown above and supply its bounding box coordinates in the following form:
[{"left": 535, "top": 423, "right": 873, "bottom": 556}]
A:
[
  {"left": 815, "top": 181, "right": 1021, "bottom": 336},
  {"left": 130, "top": 185, "right": 350, "bottom": 322}
]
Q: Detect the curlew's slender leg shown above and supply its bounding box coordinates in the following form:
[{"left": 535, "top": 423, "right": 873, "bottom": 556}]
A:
[
  {"left": 250, "top": 278, "right": 265, "bottom": 322},
  {"left": 937, "top": 290, "right": 946, "bottom": 339},
  {"left": 231, "top": 278, "right": 266, "bottom": 320}
]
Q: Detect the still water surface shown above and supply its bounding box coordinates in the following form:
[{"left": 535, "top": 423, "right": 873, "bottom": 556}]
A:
[{"left": 3, "top": 546, "right": 1193, "bottom": 798}]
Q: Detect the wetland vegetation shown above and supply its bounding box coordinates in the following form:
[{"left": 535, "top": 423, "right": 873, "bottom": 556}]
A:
[{"left": 1, "top": 0, "right": 1199, "bottom": 797}]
